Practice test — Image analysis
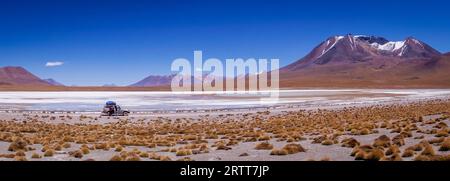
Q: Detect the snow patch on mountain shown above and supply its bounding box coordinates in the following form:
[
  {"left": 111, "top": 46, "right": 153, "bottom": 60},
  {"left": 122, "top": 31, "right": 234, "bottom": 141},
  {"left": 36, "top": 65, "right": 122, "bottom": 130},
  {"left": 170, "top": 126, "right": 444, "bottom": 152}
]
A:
[
  {"left": 371, "top": 41, "right": 405, "bottom": 52},
  {"left": 319, "top": 36, "right": 344, "bottom": 58}
]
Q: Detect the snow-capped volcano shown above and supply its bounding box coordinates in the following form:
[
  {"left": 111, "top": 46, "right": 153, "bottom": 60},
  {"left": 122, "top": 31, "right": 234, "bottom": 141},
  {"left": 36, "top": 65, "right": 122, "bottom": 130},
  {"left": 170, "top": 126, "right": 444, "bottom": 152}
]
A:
[
  {"left": 285, "top": 34, "right": 441, "bottom": 70},
  {"left": 279, "top": 34, "right": 450, "bottom": 88}
]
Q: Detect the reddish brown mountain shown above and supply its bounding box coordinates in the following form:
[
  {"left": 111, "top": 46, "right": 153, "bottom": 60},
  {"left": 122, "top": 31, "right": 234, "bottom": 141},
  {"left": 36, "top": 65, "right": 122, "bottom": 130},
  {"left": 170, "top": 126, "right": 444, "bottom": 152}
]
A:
[
  {"left": 0, "top": 66, "right": 51, "bottom": 86},
  {"left": 279, "top": 35, "right": 450, "bottom": 88}
]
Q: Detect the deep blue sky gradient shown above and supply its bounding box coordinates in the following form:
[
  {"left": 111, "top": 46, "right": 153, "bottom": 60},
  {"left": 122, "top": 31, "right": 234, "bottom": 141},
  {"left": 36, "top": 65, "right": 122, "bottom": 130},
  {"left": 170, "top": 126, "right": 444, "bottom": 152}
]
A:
[{"left": 1, "top": 0, "right": 449, "bottom": 85}]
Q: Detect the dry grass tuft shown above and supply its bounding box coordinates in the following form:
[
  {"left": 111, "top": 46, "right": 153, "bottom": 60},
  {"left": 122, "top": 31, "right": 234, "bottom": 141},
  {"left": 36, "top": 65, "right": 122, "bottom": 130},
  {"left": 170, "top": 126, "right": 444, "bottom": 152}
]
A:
[
  {"left": 94, "top": 143, "right": 110, "bottom": 151},
  {"left": 414, "top": 155, "right": 450, "bottom": 161},
  {"left": 216, "top": 144, "right": 232, "bottom": 150},
  {"left": 31, "top": 152, "right": 42, "bottom": 159},
  {"left": 69, "top": 150, "right": 83, "bottom": 158},
  {"left": 428, "top": 137, "right": 445, "bottom": 144},
  {"left": 421, "top": 144, "right": 436, "bottom": 156},
  {"left": 176, "top": 157, "right": 193, "bottom": 161},
  {"left": 321, "top": 139, "right": 334, "bottom": 146},
  {"left": 41, "top": 145, "right": 50, "bottom": 152},
  {"left": 385, "top": 145, "right": 400, "bottom": 156},
  {"left": 311, "top": 135, "right": 327, "bottom": 144},
  {"left": 282, "top": 143, "right": 306, "bottom": 154},
  {"left": 62, "top": 142, "right": 71, "bottom": 148},
  {"left": 351, "top": 145, "right": 386, "bottom": 161},
  {"left": 255, "top": 142, "right": 274, "bottom": 150},
  {"left": 270, "top": 149, "right": 288, "bottom": 156},
  {"left": 43, "top": 149, "right": 55, "bottom": 157},
  {"left": 258, "top": 135, "right": 270, "bottom": 141},
  {"left": 125, "top": 154, "right": 141, "bottom": 161},
  {"left": 365, "top": 148, "right": 385, "bottom": 161},
  {"left": 360, "top": 128, "right": 370, "bottom": 135},
  {"left": 439, "top": 138, "right": 450, "bottom": 151},
  {"left": 354, "top": 151, "right": 367, "bottom": 160},
  {"left": 406, "top": 144, "right": 423, "bottom": 152},
  {"left": 0, "top": 154, "right": 15, "bottom": 159},
  {"left": 15, "top": 150, "right": 26, "bottom": 157},
  {"left": 402, "top": 149, "right": 415, "bottom": 157},
  {"left": 392, "top": 135, "right": 405, "bottom": 146},
  {"left": 159, "top": 155, "right": 172, "bottom": 161},
  {"left": 14, "top": 156, "right": 27, "bottom": 161},
  {"left": 341, "top": 138, "right": 360, "bottom": 148},
  {"left": 8, "top": 139, "right": 28, "bottom": 152},
  {"left": 373, "top": 135, "right": 391, "bottom": 148},
  {"left": 115, "top": 145, "right": 124, "bottom": 152},
  {"left": 382, "top": 153, "right": 403, "bottom": 161},
  {"left": 139, "top": 152, "right": 149, "bottom": 158},
  {"left": 414, "top": 155, "right": 431, "bottom": 161},
  {"left": 110, "top": 155, "right": 123, "bottom": 161},
  {"left": 81, "top": 147, "right": 90, "bottom": 155},
  {"left": 435, "top": 129, "right": 449, "bottom": 137},
  {"left": 176, "top": 149, "right": 193, "bottom": 156}
]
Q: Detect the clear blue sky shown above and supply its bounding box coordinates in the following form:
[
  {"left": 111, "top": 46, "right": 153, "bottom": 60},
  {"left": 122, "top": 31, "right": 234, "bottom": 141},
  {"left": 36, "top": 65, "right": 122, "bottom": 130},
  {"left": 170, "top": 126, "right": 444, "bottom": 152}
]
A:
[{"left": 1, "top": 0, "right": 449, "bottom": 86}]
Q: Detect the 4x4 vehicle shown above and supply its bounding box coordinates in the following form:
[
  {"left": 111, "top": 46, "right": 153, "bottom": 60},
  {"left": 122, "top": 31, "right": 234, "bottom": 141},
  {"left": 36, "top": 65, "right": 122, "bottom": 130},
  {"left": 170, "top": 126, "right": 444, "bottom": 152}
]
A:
[{"left": 101, "top": 101, "right": 130, "bottom": 116}]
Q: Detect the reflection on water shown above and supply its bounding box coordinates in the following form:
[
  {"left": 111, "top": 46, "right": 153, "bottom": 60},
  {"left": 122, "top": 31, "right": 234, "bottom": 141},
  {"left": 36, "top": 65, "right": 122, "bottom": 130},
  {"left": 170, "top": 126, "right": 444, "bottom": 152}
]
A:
[{"left": 0, "top": 89, "right": 449, "bottom": 112}]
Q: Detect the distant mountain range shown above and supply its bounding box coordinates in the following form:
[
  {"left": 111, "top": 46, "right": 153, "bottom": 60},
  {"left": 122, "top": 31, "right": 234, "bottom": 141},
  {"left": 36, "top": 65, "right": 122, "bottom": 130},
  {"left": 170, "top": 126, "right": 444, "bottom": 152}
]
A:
[
  {"left": 2, "top": 34, "right": 450, "bottom": 89},
  {"left": 130, "top": 74, "right": 175, "bottom": 87},
  {"left": 130, "top": 74, "right": 215, "bottom": 87},
  {"left": 132, "top": 35, "right": 450, "bottom": 88},
  {"left": 43, "top": 78, "right": 64, "bottom": 86},
  {"left": 102, "top": 83, "right": 118, "bottom": 87}
]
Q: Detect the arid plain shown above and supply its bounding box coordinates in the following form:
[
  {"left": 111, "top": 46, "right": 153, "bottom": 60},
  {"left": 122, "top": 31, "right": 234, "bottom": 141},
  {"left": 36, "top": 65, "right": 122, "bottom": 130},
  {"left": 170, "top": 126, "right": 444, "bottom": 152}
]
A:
[{"left": 0, "top": 89, "right": 449, "bottom": 161}]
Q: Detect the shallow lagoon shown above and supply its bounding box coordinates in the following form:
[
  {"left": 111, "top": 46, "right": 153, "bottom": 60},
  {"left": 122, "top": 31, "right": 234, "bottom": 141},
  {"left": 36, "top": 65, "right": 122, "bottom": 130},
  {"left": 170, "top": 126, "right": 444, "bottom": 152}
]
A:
[{"left": 0, "top": 89, "right": 449, "bottom": 112}]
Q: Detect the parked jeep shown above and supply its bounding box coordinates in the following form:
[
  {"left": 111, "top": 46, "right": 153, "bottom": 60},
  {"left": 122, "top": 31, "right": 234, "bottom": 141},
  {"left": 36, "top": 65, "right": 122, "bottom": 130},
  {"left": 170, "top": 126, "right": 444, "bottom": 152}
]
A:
[{"left": 101, "top": 101, "right": 130, "bottom": 116}]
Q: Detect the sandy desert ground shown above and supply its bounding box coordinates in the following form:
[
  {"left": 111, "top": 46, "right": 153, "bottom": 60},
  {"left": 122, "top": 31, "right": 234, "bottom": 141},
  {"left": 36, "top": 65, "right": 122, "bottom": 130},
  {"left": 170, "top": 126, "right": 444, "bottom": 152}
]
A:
[{"left": 1, "top": 92, "right": 450, "bottom": 161}]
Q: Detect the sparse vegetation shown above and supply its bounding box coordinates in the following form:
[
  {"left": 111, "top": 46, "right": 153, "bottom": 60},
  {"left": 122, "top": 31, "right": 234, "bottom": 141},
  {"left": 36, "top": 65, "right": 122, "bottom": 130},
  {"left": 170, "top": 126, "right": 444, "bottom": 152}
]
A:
[
  {"left": 321, "top": 139, "right": 334, "bottom": 146},
  {"left": 282, "top": 144, "right": 306, "bottom": 154},
  {"left": 341, "top": 138, "right": 360, "bottom": 148},
  {"left": 385, "top": 145, "right": 400, "bottom": 156},
  {"left": 8, "top": 138, "right": 28, "bottom": 152},
  {"left": 69, "top": 150, "right": 83, "bottom": 158},
  {"left": 110, "top": 155, "right": 123, "bottom": 161},
  {"left": 81, "top": 147, "right": 90, "bottom": 154},
  {"left": 31, "top": 152, "right": 41, "bottom": 159},
  {"left": 270, "top": 149, "right": 288, "bottom": 156},
  {"left": 43, "top": 149, "right": 55, "bottom": 157},
  {"left": 402, "top": 149, "right": 415, "bottom": 158},
  {"left": 255, "top": 142, "right": 274, "bottom": 150},
  {"left": 176, "top": 149, "right": 192, "bottom": 156},
  {"left": 421, "top": 144, "right": 436, "bottom": 156},
  {"left": 439, "top": 138, "right": 450, "bottom": 151}
]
